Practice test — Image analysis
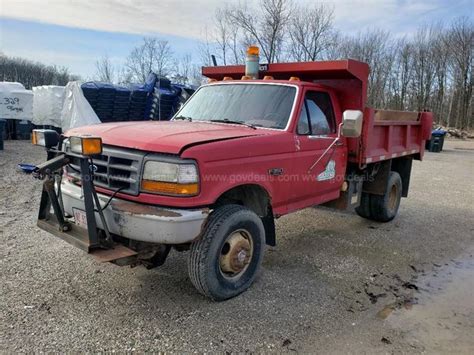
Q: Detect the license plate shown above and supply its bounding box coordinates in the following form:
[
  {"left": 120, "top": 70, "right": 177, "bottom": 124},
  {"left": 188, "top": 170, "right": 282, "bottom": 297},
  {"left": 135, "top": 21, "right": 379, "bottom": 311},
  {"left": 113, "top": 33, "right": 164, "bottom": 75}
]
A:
[{"left": 73, "top": 208, "right": 88, "bottom": 228}]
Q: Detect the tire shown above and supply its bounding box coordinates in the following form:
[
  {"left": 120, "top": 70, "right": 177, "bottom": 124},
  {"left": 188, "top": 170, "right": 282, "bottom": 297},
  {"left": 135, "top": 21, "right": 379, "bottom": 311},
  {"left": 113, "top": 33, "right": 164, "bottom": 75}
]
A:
[
  {"left": 369, "top": 171, "right": 402, "bottom": 222},
  {"left": 355, "top": 191, "right": 372, "bottom": 219},
  {"left": 188, "top": 204, "right": 265, "bottom": 301}
]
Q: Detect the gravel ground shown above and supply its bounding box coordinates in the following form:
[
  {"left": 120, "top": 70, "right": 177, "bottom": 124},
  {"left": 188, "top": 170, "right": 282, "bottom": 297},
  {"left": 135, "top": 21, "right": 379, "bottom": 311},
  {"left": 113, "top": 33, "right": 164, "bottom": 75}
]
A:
[{"left": 1, "top": 139, "right": 473, "bottom": 353}]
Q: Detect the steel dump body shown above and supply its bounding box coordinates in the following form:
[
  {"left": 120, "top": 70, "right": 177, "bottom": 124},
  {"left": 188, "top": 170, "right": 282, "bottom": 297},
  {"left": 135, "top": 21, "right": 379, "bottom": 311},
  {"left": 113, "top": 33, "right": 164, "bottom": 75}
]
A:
[
  {"left": 350, "top": 108, "right": 433, "bottom": 166},
  {"left": 203, "top": 60, "right": 433, "bottom": 167}
]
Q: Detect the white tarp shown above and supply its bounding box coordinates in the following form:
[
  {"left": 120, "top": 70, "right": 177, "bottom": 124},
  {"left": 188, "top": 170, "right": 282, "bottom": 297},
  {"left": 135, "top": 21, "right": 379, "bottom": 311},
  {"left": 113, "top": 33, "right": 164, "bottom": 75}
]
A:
[
  {"left": 32, "top": 85, "right": 65, "bottom": 126},
  {"left": 0, "top": 82, "right": 33, "bottom": 120},
  {"left": 61, "top": 81, "right": 101, "bottom": 130}
]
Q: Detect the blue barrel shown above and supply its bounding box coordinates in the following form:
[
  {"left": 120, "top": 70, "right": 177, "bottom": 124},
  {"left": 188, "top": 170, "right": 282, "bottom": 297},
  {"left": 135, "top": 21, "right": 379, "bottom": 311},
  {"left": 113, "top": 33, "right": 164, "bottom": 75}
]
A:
[{"left": 426, "top": 129, "right": 447, "bottom": 153}]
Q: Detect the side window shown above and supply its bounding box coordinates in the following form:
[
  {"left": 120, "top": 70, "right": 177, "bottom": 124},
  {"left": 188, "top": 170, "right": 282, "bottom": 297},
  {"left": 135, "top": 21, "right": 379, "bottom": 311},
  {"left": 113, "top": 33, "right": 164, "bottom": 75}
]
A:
[
  {"left": 297, "top": 91, "right": 335, "bottom": 135},
  {"left": 297, "top": 103, "right": 310, "bottom": 135}
]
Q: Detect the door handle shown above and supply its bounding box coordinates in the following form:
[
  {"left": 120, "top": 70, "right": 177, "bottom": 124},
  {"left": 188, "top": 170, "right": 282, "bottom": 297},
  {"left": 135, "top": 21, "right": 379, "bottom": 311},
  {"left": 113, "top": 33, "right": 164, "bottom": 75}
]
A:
[{"left": 308, "top": 135, "right": 334, "bottom": 140}]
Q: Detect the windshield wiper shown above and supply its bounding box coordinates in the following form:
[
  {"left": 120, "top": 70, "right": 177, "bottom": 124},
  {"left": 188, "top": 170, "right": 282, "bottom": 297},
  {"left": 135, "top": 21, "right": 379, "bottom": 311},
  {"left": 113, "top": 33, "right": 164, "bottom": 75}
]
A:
[
  {"left": 174, "top": 115, "right": 192, "bottom": 121},
  {"left": 209, "top": 119, "right": 257, "bottom": 130}
]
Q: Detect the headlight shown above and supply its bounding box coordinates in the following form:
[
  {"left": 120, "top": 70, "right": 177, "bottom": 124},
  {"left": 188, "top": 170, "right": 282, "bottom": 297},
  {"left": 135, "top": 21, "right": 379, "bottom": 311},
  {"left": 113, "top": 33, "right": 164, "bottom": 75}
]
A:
[
  {"left": 69, "top": 135, "right": 102, "bottom": 155},
  {"left": 32, "top": 129, "right": 59, "bottom": 148},
  {"left": 141, "top": 161, "right": 199, "bottom": 196}
]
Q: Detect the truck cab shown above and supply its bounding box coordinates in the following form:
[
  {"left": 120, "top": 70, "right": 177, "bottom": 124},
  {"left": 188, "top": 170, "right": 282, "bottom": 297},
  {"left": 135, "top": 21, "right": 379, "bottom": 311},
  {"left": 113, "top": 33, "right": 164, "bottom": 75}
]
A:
[{"left": 32, "top": 54, "right": 432, "bottom": 301}]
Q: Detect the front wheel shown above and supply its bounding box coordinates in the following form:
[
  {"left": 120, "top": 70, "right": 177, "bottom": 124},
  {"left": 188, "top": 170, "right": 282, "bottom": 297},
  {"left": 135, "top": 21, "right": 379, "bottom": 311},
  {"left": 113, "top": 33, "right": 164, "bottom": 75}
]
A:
[{"left": 188, "top": 204, "right": 265, "bottom": 301}]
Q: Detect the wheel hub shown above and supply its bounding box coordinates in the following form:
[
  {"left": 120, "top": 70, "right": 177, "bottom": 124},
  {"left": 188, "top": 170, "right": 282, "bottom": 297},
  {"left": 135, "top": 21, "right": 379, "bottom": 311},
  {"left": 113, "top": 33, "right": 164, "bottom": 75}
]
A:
[
  {"left": 388, "top": 184, "right": 399, "bottom": 211},
  {"left": 219, "top": 230, "right": 253, "bottom": 277}
]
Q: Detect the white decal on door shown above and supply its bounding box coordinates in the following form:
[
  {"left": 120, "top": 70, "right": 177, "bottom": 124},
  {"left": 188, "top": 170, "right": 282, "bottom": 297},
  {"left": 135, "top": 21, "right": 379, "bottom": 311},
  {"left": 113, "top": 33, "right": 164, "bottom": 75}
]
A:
[{"left": 317, "top": 160, "right": 336, "bottom": 181}]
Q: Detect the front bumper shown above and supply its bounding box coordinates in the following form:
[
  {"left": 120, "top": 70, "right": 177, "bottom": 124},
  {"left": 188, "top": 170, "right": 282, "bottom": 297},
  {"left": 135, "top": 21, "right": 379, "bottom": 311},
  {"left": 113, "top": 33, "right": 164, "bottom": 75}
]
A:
[{"left": 61, "top": 181, "right": 209, "bottom": 244}]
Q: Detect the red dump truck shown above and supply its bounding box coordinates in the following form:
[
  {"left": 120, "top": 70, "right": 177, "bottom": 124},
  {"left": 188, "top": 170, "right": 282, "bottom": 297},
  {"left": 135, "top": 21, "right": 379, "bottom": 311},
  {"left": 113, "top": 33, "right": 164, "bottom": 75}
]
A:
[{"left": 32, "top": 51, "right": 433, "bottom": 300}]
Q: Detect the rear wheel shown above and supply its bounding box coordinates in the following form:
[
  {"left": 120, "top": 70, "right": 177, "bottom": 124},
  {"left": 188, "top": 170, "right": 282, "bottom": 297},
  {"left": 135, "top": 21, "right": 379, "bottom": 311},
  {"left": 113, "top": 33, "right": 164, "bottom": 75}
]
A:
[
  {"left": 369, "top": 172, "right": 402, "bottom": 222},
  {"left": 188, "top": 204, "right": 265, "bottom": 301}
]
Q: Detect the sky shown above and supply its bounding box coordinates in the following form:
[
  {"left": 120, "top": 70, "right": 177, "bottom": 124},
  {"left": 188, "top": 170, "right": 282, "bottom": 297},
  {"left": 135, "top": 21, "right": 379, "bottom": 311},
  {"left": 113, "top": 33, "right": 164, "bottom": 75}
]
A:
[{"left": 0, "top": 0, "right": 472, "bottom": 78}]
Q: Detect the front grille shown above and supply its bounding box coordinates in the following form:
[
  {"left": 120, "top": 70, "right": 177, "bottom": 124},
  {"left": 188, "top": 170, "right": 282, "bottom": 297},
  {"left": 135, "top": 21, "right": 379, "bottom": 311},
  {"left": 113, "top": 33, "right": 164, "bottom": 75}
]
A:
[{"left": 66, "top": 145, "right": 145, "bottom": 195}]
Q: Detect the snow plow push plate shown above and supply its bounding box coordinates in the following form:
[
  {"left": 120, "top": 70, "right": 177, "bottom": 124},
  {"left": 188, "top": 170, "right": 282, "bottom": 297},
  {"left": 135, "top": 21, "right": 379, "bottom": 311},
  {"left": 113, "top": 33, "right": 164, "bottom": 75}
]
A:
[{"left": 37, "top": 216, "right": 137, "bottom": 263}]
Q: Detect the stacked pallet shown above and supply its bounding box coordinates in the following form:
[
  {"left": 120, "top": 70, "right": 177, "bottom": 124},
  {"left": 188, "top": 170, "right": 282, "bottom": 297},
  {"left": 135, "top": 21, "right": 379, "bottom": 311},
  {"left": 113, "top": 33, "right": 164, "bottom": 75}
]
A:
[
  {"left": 113, "top": 87, "right": 131, "bottom": 121},
  {"left": 128, "top": 85, "right": 148, "bottom": 121},
  {"left": 148, "top": 77, "right": 180, "bottom": 120},
  {"left": 80, "top": 76, "right": 195, "bottom": 123}
]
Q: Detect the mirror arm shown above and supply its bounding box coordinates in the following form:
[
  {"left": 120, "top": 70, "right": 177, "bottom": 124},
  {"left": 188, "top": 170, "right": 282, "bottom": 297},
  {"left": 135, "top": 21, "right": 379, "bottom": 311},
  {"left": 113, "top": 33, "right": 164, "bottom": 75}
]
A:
[{"left": 307, "top": 122, "right": 344, "bottom": 174}]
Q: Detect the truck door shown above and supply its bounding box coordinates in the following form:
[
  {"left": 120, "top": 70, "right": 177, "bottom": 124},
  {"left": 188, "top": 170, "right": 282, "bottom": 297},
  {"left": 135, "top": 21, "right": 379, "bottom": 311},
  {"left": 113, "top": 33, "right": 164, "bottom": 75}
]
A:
[{"left": 288, "top": 90, "right": 347, "bottom": 210}]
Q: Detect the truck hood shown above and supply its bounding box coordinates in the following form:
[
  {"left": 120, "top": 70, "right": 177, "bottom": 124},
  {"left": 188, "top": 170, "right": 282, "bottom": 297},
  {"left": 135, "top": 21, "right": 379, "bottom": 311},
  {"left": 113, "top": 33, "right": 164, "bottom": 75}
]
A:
[{"left": 66, "top": 121, "right": 267, "bottom": 154}]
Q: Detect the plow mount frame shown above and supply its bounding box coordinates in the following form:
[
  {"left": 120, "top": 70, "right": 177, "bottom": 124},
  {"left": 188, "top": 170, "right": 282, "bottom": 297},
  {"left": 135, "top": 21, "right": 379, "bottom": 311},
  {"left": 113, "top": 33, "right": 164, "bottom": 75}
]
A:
[{"left": 35, "top": 149, "right": 137, "bottom": 262}]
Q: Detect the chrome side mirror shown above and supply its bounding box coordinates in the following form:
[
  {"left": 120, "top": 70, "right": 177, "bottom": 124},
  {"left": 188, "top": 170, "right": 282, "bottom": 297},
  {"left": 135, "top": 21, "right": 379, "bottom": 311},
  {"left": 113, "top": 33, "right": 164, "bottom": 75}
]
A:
[{"left": 342, "top": 110, "right": 363, "bottom": 137}]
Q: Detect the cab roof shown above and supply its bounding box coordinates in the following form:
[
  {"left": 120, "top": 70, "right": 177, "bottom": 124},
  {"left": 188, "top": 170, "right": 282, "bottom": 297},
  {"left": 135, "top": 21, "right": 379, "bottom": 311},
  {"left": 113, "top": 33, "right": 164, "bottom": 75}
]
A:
[{"left": 202, "top": 59, "right": 370, "bottom": 111}]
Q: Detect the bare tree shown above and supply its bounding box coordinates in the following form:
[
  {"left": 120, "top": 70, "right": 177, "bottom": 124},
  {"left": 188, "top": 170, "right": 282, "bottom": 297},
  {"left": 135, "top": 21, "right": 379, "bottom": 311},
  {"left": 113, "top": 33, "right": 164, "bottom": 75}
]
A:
[
  {"left": 387, "top": 38, "right": 413, "bottom": 110},
  {"left": 0, "top": 53, "right": 78, "bottom": 89},
  {"left": 214, "top": 9, "right": 230, "bottom": 65},
  {"left": 288, "top": 3, "right": 335, "bottom": 61},
  {"left": 335, "top": 30, "right": 395, "bottom": 108},
  {"left": 117, "top": 67, "right": 133, "bottom": 85},
  {"left": 211, "top": 8, "right": 246, "bottom": 65},
  {"left": 431, "top": 26, "right": 450, "bottom": 125},
  {"left": 201, "top": 4, "right": 472, "bottom": 129},
  {"left": 410, "top": 27, "right": 437, "bottom": 111},
  {"left": 445, "top": 17, "right": 473, "bottom": 129},
  {"left": 189, "top": 65, "right": 206, "bottom": 86},
  {"left": 125, "top": 37, "right": 173, "bottom": 82},
  {"left": 226, "top": 0, "right": 293, "bottom": 63},
  {"left": 94, "top": 54, "right": 114, "bottom": 82},
  {"left": 172, "top": 54, "right": 193, "bottom": 84},
  {"left": 207, "top": 1, "right": 474, "bottom": 129},
  {"left": 197, "top": 27, "right": 214, "bottom": 67}
]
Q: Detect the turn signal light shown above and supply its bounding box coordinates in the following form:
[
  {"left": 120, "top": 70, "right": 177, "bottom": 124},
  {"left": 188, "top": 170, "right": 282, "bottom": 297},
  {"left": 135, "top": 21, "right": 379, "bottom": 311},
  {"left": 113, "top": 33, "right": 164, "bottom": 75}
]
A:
[
  {"left": 31, "top": 131, "right": 39, "bottom": 145},
  {"left": 70, "top": 135, "right": 102, "bottom": 155},
  {"left": 32, "top": 129, "right": 59, "bottom": 148},
  {"left": 141, "top": 180, "right": 199, "bottom": 196}
]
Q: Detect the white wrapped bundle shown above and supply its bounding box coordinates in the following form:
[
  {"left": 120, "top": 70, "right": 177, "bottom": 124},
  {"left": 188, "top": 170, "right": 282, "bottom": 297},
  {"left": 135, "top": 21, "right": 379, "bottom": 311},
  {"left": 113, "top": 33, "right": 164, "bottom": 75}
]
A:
[
  {"left": 61, "top": 81, "right": 100, "bottom": 130},
  {"left": 0, "top": 82, "right": 33, "bottom": 120},
  {"left": 32, "top": 85, "right": 65, "bottom": 126},
  {"left": 32, "top": 86, "right": 47, "bottom": 125}
]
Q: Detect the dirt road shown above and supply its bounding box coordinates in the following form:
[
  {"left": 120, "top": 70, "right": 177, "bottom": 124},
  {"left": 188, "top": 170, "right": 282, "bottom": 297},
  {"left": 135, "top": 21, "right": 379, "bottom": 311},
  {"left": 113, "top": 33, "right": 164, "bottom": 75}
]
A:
[{"left": 1, "top": 139, "right": 473, "bottom": 353}]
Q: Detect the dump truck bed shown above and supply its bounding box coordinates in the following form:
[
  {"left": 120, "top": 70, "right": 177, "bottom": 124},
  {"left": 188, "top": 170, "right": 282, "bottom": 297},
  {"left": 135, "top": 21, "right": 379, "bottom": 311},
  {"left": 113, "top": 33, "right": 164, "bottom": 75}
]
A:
[{"left": 347, "top": 108, "right": 433, "bottom": 166}]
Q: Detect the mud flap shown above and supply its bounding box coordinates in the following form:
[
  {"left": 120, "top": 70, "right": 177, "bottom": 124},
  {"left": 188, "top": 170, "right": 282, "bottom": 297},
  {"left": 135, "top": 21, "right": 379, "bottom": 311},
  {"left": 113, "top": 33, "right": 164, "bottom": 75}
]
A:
[{"left": 322, "top": 177, "right": 363, "bottom": 211}]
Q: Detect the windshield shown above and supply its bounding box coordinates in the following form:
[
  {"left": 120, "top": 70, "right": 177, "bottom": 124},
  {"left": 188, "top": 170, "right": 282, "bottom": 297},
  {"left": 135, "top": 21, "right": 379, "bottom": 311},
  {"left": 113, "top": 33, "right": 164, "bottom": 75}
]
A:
[{"left": 175, "top": 84, "right": 297, "bottom": 129}]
